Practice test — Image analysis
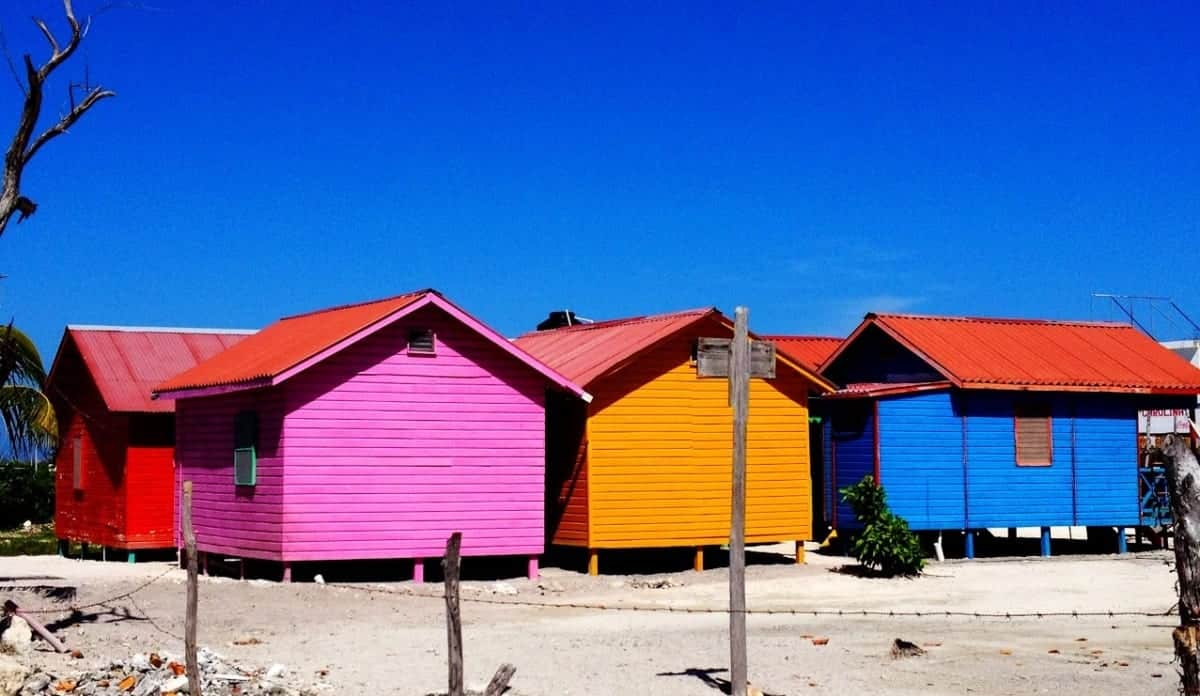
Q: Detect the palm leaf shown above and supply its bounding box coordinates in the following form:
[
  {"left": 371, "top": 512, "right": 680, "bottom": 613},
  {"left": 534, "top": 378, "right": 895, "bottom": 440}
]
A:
[
  {"left": 0, "top": 323, "right": 46, "bottom": 387},
  {"left": 0, "top": 383, "right": 58, "bottom": 460}
]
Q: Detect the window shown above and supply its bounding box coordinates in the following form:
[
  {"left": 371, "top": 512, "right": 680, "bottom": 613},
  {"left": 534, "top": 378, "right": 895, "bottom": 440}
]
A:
[
  {"left": 234, "top": 411, "right": 258, "bottom": 486},
  {"left": 72, "top": 437, "right": 83, "bottom": 490},
  {"left": 408, "top": 328, "right": 435, "bottom": 355},
  {"left": 1015, "top": 404, "right": 1052, "bottom": 466}
]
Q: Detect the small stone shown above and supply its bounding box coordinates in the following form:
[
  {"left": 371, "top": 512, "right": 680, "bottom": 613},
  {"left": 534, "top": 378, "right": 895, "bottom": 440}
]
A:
[
  {"left": 133, "top": 675, "right": 162, "bottom": 696},
  {"left": 536, "top": 580, "right": 564, "bottom": 593},
  {"left": 130, "top": 655, "right": 152, "bottom": 672},
  {"left": 266, "top": 665, "right": 286, "bottom": 679},
  {"left": 312, "top": 575, "right": 325, "bottom": 585},
  {"left": 21, "top": 672, "right": 52, "bottom": 694},
  {"left": 160, "top": 675, "right": 189, "bottom": 693},
  {"left": 70, "top": 650, "right": 84, "bottom": 659},
  {"left": 118, "top": 675, "right": 138, "bottom": 691},
  {"left": 0, "top": 617, "right": 33, "bottom": 654},
  {"left": 167, "top": 663, "right": 185, "bottom": 677},
  {"left": 148, "top": 655, "right": 163, "bottom": 669}
]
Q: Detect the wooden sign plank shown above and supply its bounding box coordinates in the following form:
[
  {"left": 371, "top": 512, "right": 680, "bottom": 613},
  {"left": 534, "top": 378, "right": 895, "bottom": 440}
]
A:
[{"left": 696, "top": 338, "right": 776, "bottom": 379}]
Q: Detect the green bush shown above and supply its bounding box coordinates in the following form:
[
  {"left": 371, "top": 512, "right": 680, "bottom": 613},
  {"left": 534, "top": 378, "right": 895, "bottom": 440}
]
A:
[
  {"left": 0, "top": 461, "right": 54, "bottom": 529},
  {"left": 840, "top": 475, "right": 925, "bottom": 577}
]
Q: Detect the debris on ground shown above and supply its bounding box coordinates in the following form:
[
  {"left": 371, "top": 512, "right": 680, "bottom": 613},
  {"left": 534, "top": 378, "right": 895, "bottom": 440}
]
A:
[
  {"left": 13, "top": 648, "right": 314, "bottom": 696},
  {"left": 626, "top": 578, "right": 680, "bottom": 590},
  {"left": 485, "top": 583, "right": 519, "bottom": 596},
  {"left": 810, "top": 637, "right": 830, "bottom": 646},
  {"left": 890, "top": 638, "right": 926, "bottom": 659},
  {"left": 0, "top": 654, "right": 31, "bottom": 695},
  {"left": 1, "top": 617, "right": 33, "bottom": 655}
]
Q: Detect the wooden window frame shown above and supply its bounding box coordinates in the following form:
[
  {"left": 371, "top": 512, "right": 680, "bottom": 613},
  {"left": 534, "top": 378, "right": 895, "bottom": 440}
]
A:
[
  {"left": 407, "top": 328, "right": 436, "bottom": 355},
  {"left": 1014, "top": 403, "right": 1053, "bottom": 467},
  {"left": 234, "top": 410, "right": 258, "bottom": 487}
]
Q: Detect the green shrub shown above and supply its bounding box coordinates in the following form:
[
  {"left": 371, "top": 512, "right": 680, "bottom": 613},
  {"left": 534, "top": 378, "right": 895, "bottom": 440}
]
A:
[
  {"left": 840, "top": 475, "right": 925, "bottom": 577},
  {"left": 0, "top": 461, "right": 54, "bottom": 529}
]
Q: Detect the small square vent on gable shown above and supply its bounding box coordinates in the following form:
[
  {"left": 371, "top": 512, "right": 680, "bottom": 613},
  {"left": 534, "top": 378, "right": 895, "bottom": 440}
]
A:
[{"left": 408, "top": 328, "right": 436, "bottom": 354}]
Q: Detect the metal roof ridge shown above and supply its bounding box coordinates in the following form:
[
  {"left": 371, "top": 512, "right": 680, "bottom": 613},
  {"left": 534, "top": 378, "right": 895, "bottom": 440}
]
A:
[
  {"left": 762, "top": 334, "right": 843, "bottom": 341},
  {"left": 869, "top": 312, "right": 1133, "bottom": 328},
  {"left": 67, "top": 324, "right": 258, "bottom": 335},
  {"left": 279, "top": 289, "right": 434, "bottom": 320}
]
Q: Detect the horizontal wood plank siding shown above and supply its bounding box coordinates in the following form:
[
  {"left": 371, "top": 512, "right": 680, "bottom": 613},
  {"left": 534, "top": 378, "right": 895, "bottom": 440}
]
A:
[
  {"left": 964, "top": 393, "right": 1074, "bottom": 527},
  {"left": 54, "top": 410, "right": 128, "bottom": 547},
  {"left": 587, "top": 328, "right": 812, "bottom": 549},
  {"left": 1073, "top": 396, "right": 1139, "bottom": 526},
  {"left": 280, "top": 305, "right": 547, "bottom": 561},
  {"left": 175, "top": 389, "right": 286, "bottom": 560},
  {"left": 828, "top": 402, "right": 874, "bottom": 529},
  {"left": 122, "top": 445, "right": 176, "bottom": 548},
  {"left": 878, "top": 392, "right": 965, "bottom": 530}
]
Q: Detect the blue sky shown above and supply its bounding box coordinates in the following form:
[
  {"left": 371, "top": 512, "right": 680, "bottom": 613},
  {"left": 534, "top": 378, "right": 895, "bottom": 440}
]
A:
[{"left": 1, "top": 1, "right": 1198, "bottom": 361}]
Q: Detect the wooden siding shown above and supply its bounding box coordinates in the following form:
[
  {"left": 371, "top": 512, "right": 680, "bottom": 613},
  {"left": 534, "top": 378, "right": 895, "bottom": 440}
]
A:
[
  {"left": 51, "top": 343, "right": 129, "bottom": 548},
  {"left": 1073, "top": 397, "right": 1139, "bottom": 526},
  {"left": 585, "top": 330, "right": 812, "bottom": 549},
  {"left": 546, "top": 390, "right": 589, "bottom": 546},
  {"left": 963, "top": 393, "right": 1075, "bottom": 527},
  {"left": 175, "top": 388, "right": 286, "bottom": 559},
  {"left": 828, "top": 401, "right": 873, "bottom": 529},
  {"left": 878, "top": 392, "right": 965, "bottom": 530},
  {"left": 279, "top": 305, "right": 547, "bottom": 561}
]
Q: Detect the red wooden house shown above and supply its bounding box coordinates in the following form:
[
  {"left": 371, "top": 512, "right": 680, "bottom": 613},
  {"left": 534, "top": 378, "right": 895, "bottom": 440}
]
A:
[{"left": 45, "top": 326, "right": 253, "bottom": 560}]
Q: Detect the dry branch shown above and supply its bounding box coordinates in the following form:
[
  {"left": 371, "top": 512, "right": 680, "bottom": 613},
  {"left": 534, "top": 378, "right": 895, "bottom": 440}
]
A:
[{"left": 0, "top": 0, "right": 114, "bottom": 238}]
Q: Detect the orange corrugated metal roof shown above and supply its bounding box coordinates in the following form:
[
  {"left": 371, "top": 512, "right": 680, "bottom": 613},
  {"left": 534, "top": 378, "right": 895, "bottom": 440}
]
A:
[
  {"left": 156, "top": 291, "right": 427, "bottom": 393},
  {"left": 513, "top": 308, "right": 717, "bottom": 387},
  {"left": 828, "top": 312, "right": 1200, "bottom": 394},
  {"left": 49, "top": 326, "right": 255, "bottom": 413},
  {"left": 764, "top": 335, "right": 843, "bottom": 374}
]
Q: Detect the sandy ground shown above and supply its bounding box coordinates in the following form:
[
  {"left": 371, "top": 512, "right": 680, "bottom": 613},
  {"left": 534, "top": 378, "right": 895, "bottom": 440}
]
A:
[{"left": 0, "top": 544, "right": 1184, "bottom": 695}]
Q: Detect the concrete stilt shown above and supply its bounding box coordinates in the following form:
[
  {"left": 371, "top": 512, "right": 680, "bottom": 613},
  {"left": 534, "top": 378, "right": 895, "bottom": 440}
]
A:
[
  {"left": 80, "top": 542, "right": 89, "bottom": 560},
  {"left": 127, "top": 551, "right": 137, "bottom": 564},
  {"left": 1040, "top": 527, "right": 1052, "bottom": 557},
  {"left": 527, "top": 556, "right": 539, "bottom": 580},
  {"left": 413, "top": 558, "right": 425, "bottom": 583},
  {"left": 281, "top": 562, "right": 292, "bottom": 583},
  {"left": 964, "top": 531, "right": 975, "bottom": 560},
  {"left": 795, "top": 541, "right": 806, "bottom": 564},
  {"left": 587, "top": 549, "right": 599, "bottom": 576},
  {"left": 1007, "top": 527, "right": 1017, "bottom": 541},
  {"left": 101, "top": 546, "right": 107, "bottom": 562},
  {"left": 57, "top": 540, "right": 68, "bottom": 557},
  {"left": 1116, "top": 527, "right": 1128, "bottom": 554},
  {"left": 693, "top": 547, "right": 704, "bottom": 572}
]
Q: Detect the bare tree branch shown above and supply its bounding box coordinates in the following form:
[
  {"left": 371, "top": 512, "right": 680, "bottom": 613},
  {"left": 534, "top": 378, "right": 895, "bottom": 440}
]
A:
[
  {"left": 24, "top": 86, "right": 115, "bottom": 165},
  {"left": 0, "top": 26, "right": 28, "bottom": 96},
  {"left": 33, "top": 18, "right": 60, "bottom": 57},
  {"left": 0, "top": 0, "right": 115, "bottom": 239}
]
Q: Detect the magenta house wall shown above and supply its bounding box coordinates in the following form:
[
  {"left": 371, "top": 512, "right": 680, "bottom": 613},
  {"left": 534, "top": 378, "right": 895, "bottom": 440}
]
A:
[{"left": 171, "top": 302, "right": 562, "bottom": 581}]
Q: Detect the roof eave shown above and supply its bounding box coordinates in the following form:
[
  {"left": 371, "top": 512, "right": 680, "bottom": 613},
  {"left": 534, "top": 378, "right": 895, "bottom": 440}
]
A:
[{"left": 153, "top": 377, "right": 273, "bottom": 401}]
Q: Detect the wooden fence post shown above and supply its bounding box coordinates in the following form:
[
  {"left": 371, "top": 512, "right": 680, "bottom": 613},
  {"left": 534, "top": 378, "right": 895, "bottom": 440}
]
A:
[
  {"left": 443, "top": 532, "right": 464, "bottom": 696},
  {"left": 1166, "top": 436, "right": 1200, "bottom": 694},
  {"left": 183, "top": 481, "right": 202, "bottom": 696},
  {"left": 729, "top": 307, "right": 750, "bottom": 696}
]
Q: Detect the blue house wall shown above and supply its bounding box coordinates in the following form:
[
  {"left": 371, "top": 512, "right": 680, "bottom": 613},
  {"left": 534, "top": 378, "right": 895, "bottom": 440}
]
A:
[
  {"left": 878, "top": 392, "right": 965, "bottom": 529},
  {"left": 830, "top": 390, "right": 1163, "bottom": 531}
]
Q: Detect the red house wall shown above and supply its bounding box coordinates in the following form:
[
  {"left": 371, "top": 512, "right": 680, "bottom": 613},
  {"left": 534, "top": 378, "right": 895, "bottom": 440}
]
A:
[{"left": 52, "top": 344, "right": 177, "bottom": 550}]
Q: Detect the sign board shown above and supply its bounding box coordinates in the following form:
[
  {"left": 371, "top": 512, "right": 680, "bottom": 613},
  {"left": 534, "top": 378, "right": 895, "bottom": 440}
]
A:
[
  {"left": 696, "top": 337, "right": 776, "bottom": 379},
  {"left": 1139, "top": 408, "right": 1195, "bottom": 435}
]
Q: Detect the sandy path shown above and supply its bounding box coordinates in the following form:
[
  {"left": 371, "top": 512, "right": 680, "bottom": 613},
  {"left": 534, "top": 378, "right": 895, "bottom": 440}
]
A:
[{"left": 0, "top": 548, "right": 1181, "bottom": 695}]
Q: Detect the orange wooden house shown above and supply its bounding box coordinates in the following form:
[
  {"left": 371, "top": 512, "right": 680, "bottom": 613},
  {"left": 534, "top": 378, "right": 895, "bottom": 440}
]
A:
[
  {"left": 45, "top": 326, "right": 253, "bottom": 560},
  {"left": 514, "top": 308, "right": 834, "bottom": 574}
]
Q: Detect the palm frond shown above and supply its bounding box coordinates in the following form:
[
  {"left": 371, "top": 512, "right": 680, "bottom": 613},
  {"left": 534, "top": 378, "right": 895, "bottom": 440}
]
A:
[
  {"left": 0, "top": 323, "right": 47, "bottom": 387},
  {"left": 0, "top": 384, "right": 58, "bottom": 460}
]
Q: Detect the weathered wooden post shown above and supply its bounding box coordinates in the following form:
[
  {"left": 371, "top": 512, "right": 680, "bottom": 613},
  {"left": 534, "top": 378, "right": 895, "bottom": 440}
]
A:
[
  {"left": 1165, "top": 435, "right": 1200, "bottom": 694},
  {"left": 728, "top": 307, "right": 750, "bottom": 696},
  {"left": 444, "top": 532, "right": 465, "bottom": 696},
  {"left": 182, "top": 480, "right": 202, "bottom": 696},
  {"left": 696, "top": 307, "right": 774, "bottom": 696}
]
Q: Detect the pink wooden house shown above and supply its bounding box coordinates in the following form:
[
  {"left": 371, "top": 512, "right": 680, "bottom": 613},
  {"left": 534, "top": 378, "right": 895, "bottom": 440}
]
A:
[{"left": 153, "top": 289, "right": 587, "bottom": 581}]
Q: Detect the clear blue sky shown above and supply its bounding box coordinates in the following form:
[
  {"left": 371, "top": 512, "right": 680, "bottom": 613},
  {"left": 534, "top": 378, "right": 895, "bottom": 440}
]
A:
[{"left": 2, "top": 1, "right": 1198, "bottom": 361}]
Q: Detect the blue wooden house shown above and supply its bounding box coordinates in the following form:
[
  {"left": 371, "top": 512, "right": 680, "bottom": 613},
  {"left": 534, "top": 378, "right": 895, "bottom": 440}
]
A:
[{"left": 818, "top": 312, "right": 1200, "bottom": 557}]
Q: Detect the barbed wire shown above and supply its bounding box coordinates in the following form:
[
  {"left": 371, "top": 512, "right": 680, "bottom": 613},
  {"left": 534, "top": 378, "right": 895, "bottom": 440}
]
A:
[
  {"left": 8, "top": 565, "right": 176, "bottom": 615},
  {"left": 329, "top": 582, "right": 1178, "bottom": 620}
]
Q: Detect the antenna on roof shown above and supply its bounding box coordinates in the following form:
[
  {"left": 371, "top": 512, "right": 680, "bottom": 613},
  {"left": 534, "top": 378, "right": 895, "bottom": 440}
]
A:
[{"left": 1091, "top": 293, "right": 1200, "bottom": 341}]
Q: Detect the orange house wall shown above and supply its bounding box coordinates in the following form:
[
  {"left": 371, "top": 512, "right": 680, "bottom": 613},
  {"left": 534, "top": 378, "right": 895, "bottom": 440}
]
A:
[{"left": 580, "top": 325, "right": 813, "bottom": 550}]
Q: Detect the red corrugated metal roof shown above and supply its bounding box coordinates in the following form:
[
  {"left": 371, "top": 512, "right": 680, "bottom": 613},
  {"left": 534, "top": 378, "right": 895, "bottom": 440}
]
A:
[
  {"left": 828, "top": 312, "right": 1200, "bottom": 394},
  {"left": 513, "top": 308, "right": 717, "bottom": 387},
  {"left": 155, "top": 291, "right": 427, "bottom": 393},
  {"left": 763, "top": 335, "right": 843, "bottom": 374},
  {"left": 51, "top": 326, "right": 255, "bottom": 413}
]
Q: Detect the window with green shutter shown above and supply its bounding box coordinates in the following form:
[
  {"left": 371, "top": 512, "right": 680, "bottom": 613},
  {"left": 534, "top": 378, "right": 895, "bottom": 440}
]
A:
[{"left": 234, "top": 411, "right": 258, "bottom": 486}]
